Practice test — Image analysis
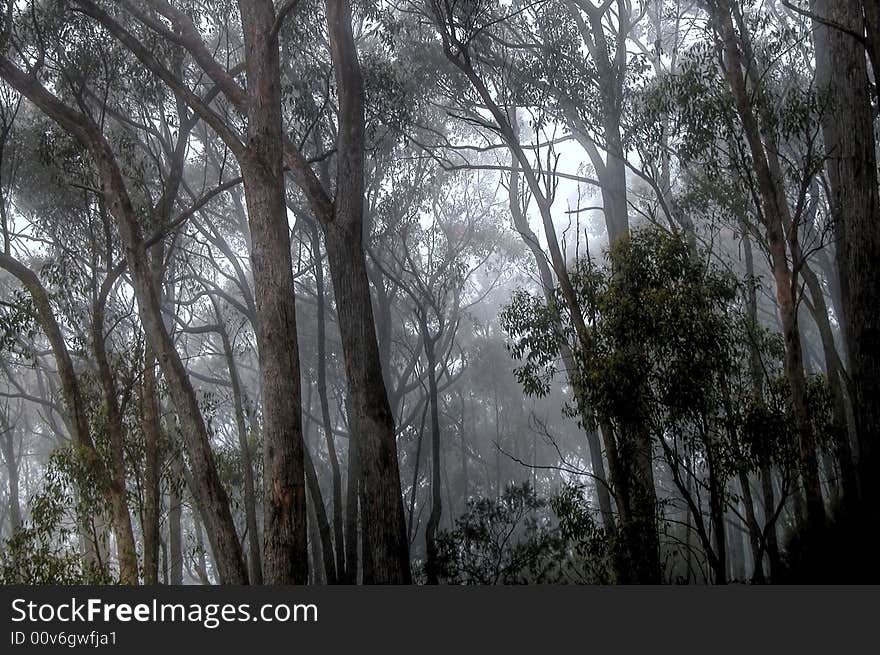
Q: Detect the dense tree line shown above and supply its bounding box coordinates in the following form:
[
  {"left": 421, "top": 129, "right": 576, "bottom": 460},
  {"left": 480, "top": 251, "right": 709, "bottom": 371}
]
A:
[{"left": 0, "top": 0, "right": 876, "bottom": 584}]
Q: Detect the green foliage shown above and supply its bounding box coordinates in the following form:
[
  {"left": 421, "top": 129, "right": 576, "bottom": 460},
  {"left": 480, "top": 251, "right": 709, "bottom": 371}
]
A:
[
  {"left": 433, "top": 483, "right": 560, "bottom": 584},
  {"left": 0, "top": 450, "right": 114, "bottom": 585},
  {"left": 502, "top": 228, "right": 798, "bottom": 503},
  {"left": 433, "top": 483, "right": 613, "bottom": 584}
]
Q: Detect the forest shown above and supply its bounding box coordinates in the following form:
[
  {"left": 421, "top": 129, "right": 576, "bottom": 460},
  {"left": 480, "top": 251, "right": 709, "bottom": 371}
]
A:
[{"left": 0, "top": 0, "right": 876, "bottom": 586}]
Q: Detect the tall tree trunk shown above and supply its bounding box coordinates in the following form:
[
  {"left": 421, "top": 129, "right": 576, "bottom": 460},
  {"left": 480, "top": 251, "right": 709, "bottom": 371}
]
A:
[
  {"left": 304, "top": 445, "right": 338, "bottom": 584},
  {"left": 238, "top": 0, "right": 307, "bottom": 585},
  {"left": 706, "top": 440, "right": 727, "bottom": 584},
  {"left": 91, "top": 275, "right": 140, "bottom": 587},
  {"left": 323, "top": 0, "right": 412, "bottom": 583},
  {"left": 168, "top": 463, "right": 183, "bottom": 585},
  {"left": 811, "top": 0, "right": 880, "bottom": 508},
  {"left": 459, "top": 392, "right": 469, "bottom": 515},
  {"left": 801, "top": 262, "right": 858, "bottom": 501},
  {"left": 737, "top": 472, "right": 765, "bottom": 583},
  {"left": 324, "top": 223, "right": 411, "bottom": 583},
  {"left": 711, "top": 0, "right": 825, "bottom": 530}
]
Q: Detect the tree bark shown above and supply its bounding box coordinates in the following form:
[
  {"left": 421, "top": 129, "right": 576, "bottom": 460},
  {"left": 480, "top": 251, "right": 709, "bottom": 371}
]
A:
[
  {"left": 238, "top": 0, "right": 308, "bottom": 585},
  {"left": 321, "top": 0, "right": 412, "bottom": 583},
  {"left": 811, "top": 0, "right": 880, "bottom": 508},
  {"left": 421, "top": 318, "right": 443, "bottom": 585},
  {"left": 0, "top": 418, "right": 21, "bottom": 532}
]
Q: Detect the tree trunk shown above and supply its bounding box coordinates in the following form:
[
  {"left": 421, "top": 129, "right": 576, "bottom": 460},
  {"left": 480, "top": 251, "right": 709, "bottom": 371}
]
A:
[
  {"left": 421, "top": 320, "right": 443, "bottom": 585},
  {"left": 304, "top": 445, "right": 338, "bottom": 584},
  {"left": 168, "top": 463, "right": 183, "bottom": 585},
  {"left": 142, "top": 347, "right": 163, "bottom": 585},
  {"left": 811, "top": 0, "right": 880, "bottom": 508},
  {"left": 737, "top": 471, "right": 765, "bottom": 583},
  {"left": 238, "top": 0, "right": 307, "bottom": 585},
  {"left": 216, "top": 318, "right": 263, "bottom": 585},
  {"left": 0, "top": 424, "right": 21, "bottom": 532},
  {"left": 801, "top": 262, "right": 858, "bottom": 501},
  {"left": 323, "top": 0, "right": 412, "bottom": 584},
  {"left": 706, "top": 441, "right": 727, "bottom": 584},
  {"left": 324, "top": 222, "right": 412, "bottom": 583},
  {"left": 711, "top": 0, "right": 825, "bottom": 530},
  {"left": 310, "top": 223, "right": 346, "bottom": 580}
]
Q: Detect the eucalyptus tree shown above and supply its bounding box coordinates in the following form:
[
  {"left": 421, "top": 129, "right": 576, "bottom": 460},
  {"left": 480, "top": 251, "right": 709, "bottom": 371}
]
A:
[
  {"left": 703, "top": 0, "right": 828, "bottom": 531},
  {"left": 809, "top": 0, "right": 880, "bottom": 509},
  {"left": 376, "top": 170, "right": 512, "bottom": 581},
  {"left": 0, "top": 2, "right": 250, "bottom": 582}
]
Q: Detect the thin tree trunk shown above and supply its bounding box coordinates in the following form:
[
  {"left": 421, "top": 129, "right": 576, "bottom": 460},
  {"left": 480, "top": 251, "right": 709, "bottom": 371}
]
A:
[
  {"left": 801, "top": 263, "right": 858, "bottom": 501},
  {"left": 706, "top": 441, "right": 727, "bottom": 584},
  {"left": 168, "top": 468, "right": 183, "bottom": 585},
  {"left": 304, "top": 445, "right": 338, "bottom": 584},
  {"left": 310, "top": 223, "right": 346, "bottom": 580},
  {"left": 421, "top": 320, "right": 443, "bottom": 585},
  {"left": 215, "top": 317, "right": 263, "bottom": 585},
  {"left": 0, "top": 424, "right": 21, "bottom": 532},
  {"left": 142, "top": 346, "right": 163, "bottom": 585},
  {"left": 737, "top": 471, "right": 765, "bottom": 583}
]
